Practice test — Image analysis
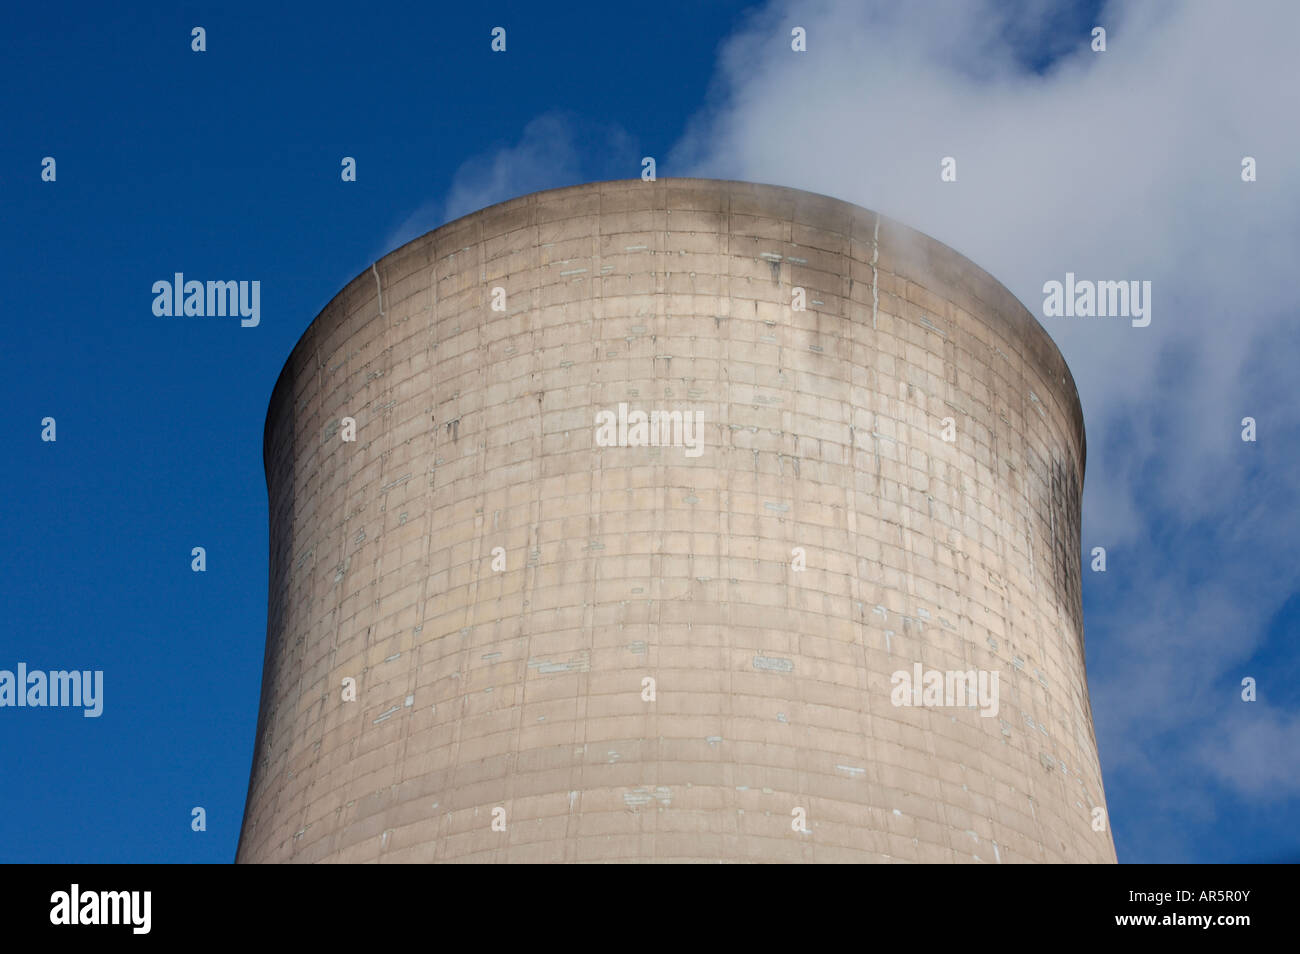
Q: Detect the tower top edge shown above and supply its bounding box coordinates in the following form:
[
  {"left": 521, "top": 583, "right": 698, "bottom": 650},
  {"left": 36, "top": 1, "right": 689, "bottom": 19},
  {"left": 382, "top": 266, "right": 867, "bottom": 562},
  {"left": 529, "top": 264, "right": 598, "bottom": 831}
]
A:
[{"left": 261, "top": 177, "right": 1084, "bottom": 479}]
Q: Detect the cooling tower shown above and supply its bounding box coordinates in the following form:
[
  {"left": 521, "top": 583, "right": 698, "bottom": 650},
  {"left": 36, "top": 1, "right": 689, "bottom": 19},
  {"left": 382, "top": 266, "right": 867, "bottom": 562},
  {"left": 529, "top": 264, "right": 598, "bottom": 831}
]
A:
[{"left": 237, "top": 178, "right": 1115, "bottom": 863}]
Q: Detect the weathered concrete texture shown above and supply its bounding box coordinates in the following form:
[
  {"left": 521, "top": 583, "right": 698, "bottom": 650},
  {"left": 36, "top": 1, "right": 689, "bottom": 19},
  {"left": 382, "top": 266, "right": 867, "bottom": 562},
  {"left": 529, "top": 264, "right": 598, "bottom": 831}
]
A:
[{"left": 237, "top": 179, "right": 1115, "bottom": 864}]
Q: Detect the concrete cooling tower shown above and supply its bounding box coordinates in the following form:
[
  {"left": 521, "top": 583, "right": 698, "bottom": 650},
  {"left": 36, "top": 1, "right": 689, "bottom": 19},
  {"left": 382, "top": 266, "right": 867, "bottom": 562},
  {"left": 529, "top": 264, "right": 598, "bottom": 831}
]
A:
[{"left": 237, "top": 178, "right": 1116, "bottom": 863}]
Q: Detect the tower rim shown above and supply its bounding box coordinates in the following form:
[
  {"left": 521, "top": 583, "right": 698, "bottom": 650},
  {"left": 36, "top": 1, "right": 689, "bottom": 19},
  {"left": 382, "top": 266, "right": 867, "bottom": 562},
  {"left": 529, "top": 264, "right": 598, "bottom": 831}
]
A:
[{"left": 260, "top": 177, "right": 1086, "bottom": 488}]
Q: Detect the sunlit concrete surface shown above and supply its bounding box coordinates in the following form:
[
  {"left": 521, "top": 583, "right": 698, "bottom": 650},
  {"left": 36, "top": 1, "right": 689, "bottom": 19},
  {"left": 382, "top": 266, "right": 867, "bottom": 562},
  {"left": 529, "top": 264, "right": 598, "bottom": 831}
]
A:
[{"left": 237, "top": 179, "right": 1115, "bottom": 863}]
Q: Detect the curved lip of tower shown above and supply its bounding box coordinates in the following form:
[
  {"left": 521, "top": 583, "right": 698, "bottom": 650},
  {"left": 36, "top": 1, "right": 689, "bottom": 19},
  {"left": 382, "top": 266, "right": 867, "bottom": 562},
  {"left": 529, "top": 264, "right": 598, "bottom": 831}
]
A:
[{"left": 261, "top": 177, "right": 1086, "bottom": 488}]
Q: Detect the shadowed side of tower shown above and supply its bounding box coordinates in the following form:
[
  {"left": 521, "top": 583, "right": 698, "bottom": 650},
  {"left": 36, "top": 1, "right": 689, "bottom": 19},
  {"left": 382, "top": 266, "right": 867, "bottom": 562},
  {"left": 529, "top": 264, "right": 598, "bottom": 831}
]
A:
[{"left": 237, "top": 178, "right": 1115, "bottom": 863}]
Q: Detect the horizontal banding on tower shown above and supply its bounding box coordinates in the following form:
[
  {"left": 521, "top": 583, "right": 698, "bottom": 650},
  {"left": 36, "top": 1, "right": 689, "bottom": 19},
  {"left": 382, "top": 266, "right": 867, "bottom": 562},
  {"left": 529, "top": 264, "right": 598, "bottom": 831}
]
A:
[{"left": 239, "top": 178, "right": 1111, "bottom": 864}]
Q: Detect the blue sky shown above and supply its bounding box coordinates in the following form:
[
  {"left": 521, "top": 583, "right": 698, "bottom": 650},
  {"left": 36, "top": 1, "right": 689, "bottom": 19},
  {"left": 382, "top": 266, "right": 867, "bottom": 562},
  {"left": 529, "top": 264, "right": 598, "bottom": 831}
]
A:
[{"left": 2, "top": 0, "right": 1296, "bottom": 863}]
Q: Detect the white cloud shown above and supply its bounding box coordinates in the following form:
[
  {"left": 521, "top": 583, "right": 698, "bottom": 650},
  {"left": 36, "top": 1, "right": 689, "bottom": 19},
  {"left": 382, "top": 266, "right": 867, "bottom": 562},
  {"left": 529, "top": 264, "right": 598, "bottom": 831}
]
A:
[
  {"left": 1198, "top": 705, "right": 1300, "bottom": 798},
  {"left": 380, "top": 113, "right": 634, "bottom": 257}
]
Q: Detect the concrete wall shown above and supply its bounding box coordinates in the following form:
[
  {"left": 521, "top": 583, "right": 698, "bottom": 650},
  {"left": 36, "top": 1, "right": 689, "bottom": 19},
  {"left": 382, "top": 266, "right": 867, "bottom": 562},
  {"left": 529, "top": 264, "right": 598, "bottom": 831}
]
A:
[{"left": 237, "top": 178, "right": 1115, "bottom": 863}]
